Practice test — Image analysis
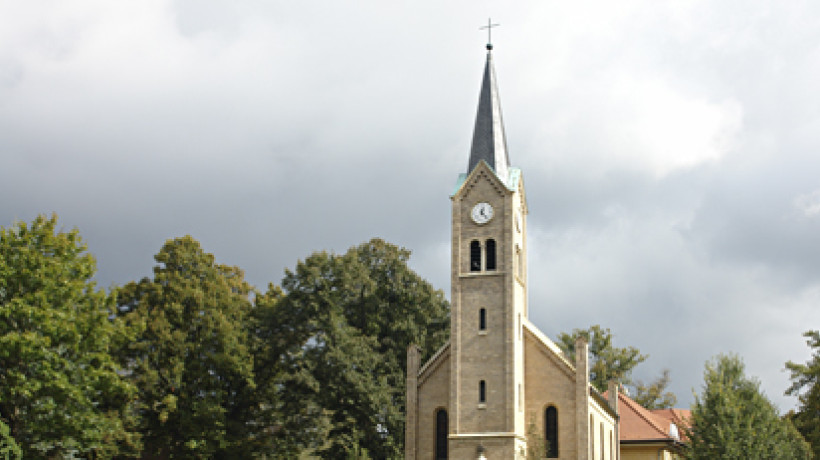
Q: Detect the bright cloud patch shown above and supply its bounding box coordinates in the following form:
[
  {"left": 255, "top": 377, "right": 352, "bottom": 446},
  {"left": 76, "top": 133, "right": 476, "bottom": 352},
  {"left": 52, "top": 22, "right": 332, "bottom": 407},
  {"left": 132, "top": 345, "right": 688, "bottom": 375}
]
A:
[
  {"left": 794, "top": 189, "right": 820, "bottom": 218},
  {"left": 608, "top": 76, "right": 743, "bottom": 178}
]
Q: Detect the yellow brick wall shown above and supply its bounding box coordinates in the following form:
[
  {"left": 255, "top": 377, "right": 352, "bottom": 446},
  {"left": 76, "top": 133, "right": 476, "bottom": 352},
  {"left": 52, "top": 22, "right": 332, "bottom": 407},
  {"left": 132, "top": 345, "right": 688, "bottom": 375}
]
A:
[
  {"left": 523, "top": 332, "right": 578, "bottom": 460},
  {"left": 416, "top": 353, "right": 450, "bottom": 460}
]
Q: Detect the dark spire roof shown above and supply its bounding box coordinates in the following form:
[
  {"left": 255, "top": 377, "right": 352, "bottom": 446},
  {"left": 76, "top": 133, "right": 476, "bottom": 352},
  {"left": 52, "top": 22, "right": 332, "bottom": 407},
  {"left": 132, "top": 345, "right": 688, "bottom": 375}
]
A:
[{"left": 467, "top": 48, "right": 510, "bottom": 181}]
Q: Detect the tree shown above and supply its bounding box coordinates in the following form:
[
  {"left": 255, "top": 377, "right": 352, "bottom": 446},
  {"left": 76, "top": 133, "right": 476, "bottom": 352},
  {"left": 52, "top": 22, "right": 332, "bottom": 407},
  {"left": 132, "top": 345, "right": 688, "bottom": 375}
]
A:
[
  {"left": 632, "top": 369, "right": 678, "bottom": 410},
  {"left": 114, "top": 236, "right": 258, "bottom": 459},
  {"left": 265, "top": 238, "right": 450, "bottom": 458},
  {"left": 0, "top": 214, "right": 139, "bottom": 459},
  {"left": 558, "top": 325, "right": 648, "bottom": 392},
  {"left": 786, "top": 330, "right": 820, "bottom": 458},
  {"left": 0, "top": 420, "right": 21, "bottom": 460},
  {"left": 685, "top": 354, "right": 811, "bottom": 460}
]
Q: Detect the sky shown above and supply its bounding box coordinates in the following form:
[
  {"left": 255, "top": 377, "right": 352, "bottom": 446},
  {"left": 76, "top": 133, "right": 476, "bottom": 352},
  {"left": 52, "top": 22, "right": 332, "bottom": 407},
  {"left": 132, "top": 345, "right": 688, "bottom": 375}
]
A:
[{"left": 2, "top": 0, "right": 819, "bottom": 412}]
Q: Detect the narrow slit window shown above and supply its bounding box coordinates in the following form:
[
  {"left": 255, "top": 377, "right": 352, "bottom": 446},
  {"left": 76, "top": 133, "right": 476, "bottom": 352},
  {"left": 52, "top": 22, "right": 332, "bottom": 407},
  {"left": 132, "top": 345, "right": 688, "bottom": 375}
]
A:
[
  {"left": 435, "top": 409, "right": 448, "bottom": 460},
  {"left": 516, "top": 246, "right": 523, "bottom": 279},
  {"left": 479, "top": 380, "right": 486, "bottom": 403},
  {"left": 470, "top": 240, "right": 481, "bottom": 272},
  {"left": 485, "top": 239, "right": 497, "bottom": 270},
  {"left": 545, "top": 406, "right": 558, "bottom": 457},
  {"left": 479, "top": 308, "right": 487, "bottom": 331}
]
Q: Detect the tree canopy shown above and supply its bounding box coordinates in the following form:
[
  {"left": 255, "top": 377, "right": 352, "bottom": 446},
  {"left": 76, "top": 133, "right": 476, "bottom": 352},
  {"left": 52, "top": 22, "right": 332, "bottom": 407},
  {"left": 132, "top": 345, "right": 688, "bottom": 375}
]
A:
[
  {"left": 559, "top": 325, "right": 648, "bottom": 392},
  {"left": 786, "top": 330, "right": 820, "bottom": 459},
  {"left": 0, "top": 420, "right": 21, "bottom": 460},
  {"left": 266, "top": 238, "right": 450, "bottom": 458},
  {"left": 632, "top": 369, "right": 678, "bottom": 410},
  {"left": 558, "top": 325, "right": 676, "bottom": 409},
  {"left": 685, "top": 354, "right": 811, "bottom": 460},
  {"left": 114, "top": 236, "right": 259, "bottom": 459},
  {"left": 0, "top": 214, "right": 138, "bottom": 459}
]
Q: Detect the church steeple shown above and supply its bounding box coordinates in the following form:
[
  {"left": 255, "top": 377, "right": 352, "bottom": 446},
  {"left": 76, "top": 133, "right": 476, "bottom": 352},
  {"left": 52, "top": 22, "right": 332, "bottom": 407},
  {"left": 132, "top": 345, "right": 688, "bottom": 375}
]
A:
[{"left": 467, "top": 46, "right": 510, "bottom": 182}]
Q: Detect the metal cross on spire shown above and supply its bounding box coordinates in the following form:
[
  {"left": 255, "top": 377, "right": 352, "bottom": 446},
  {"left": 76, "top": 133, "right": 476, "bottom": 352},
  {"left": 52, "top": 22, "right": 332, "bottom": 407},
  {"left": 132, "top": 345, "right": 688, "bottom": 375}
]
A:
[{"left": 480, "top": 18, "right": 500, "bottom": 50}]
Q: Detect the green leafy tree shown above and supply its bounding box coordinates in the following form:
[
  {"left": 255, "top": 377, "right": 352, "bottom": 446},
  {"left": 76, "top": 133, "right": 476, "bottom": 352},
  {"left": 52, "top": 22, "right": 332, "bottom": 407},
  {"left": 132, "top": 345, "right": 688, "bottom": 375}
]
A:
[
  {"left": 247, "top": 284, "right": 325, "bottom": 457},
  {"left": 558, "top": 325, "right": 649, "bottom": 392},
  {"left": 685, "top": 354, "right": 811, "bottom": 460},
  {"left": 0, "top": 420, "right": 21, "bottom": 460},
  {"left": 114, "top": 236, "right": 258, "bottom": 459},
  {"left": 266, "top": 238, "right": 449, "bottom": 459},
  {"left": 786, "top": 330, "right": 820, "bottom": 458},
  {"left": 633, "top": 369, "right": 678, "bottom": 410},
  {"left": 0, "top": 214, "right": 139, "bottom": 459}
]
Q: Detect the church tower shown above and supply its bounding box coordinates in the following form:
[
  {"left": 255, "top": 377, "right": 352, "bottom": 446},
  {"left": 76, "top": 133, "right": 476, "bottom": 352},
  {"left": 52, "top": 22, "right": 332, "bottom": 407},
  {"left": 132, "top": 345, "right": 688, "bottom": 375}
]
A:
[
  {"left": 405, "top": 43, "right": 618, "bottom": 460},
  {"left": 447, "top": 44, "right": 529, "bottom": 458}
]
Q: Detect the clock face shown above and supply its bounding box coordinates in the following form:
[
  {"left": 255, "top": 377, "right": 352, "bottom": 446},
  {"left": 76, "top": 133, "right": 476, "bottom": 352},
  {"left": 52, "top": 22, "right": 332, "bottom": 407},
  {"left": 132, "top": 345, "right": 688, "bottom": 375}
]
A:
[{"left": 471, "top": 202, "right": 494, "bottom": 225}]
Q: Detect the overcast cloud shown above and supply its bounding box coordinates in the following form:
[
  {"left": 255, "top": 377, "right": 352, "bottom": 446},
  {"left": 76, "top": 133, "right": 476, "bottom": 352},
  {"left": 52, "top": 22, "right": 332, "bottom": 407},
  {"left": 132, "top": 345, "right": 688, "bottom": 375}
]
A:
[{"left": 2, "top": 0, "right": 819, "bottom": 411}]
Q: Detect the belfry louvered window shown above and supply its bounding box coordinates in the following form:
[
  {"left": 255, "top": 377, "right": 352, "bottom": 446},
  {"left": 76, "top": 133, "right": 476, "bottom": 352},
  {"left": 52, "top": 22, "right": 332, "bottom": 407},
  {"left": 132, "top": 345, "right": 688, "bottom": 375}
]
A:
[{"left": 470, "top": 240, "right": 481, "bottom": 271}]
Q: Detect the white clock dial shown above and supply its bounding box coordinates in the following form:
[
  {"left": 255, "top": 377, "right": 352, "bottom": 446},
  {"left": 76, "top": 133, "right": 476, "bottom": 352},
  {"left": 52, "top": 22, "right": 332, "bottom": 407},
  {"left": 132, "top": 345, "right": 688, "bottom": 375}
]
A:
[{"left": 471, "top": 202, "right": 494, "bottom": 225}]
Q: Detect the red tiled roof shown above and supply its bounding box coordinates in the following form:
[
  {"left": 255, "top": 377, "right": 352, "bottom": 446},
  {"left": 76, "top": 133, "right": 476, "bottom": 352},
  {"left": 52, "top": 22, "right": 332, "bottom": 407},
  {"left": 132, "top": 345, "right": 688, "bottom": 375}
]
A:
[
  {"left": 650, "top": 408, "right": 691, "bottom": 442},
  {"left": 603, "top": 391, "right": 689, "bottom": 443}
]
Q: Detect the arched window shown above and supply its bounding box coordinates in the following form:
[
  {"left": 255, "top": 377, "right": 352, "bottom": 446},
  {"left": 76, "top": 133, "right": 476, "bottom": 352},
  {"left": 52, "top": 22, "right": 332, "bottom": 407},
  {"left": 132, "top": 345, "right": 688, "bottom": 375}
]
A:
[
  {"left": 485, "top": 239, "right": 497, "bottom": 270},
  {"left": 600, "top": 422, "right": 604, "bottom": 460},
  {"left": 479, "top": 380, "right": 486, "bottom": 403},
  {"left": 545, "top": 406, "right": 558, "bottom": 458},
  {"left": 435, "top": 409, "right": 448, "bottom": 460},
  {"left": 470, "top": 240, "right": 481, "bottom": 272},
  {"left": 479, "top": 308, "right": 487, "bottom": 331}
]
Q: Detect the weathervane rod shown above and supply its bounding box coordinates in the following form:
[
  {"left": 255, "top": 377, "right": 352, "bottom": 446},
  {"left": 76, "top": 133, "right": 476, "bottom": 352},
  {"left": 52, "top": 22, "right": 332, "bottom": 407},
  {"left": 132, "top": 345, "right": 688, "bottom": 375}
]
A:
[{"left": 479, "top": 18, "right": 500, "bottom": 50}]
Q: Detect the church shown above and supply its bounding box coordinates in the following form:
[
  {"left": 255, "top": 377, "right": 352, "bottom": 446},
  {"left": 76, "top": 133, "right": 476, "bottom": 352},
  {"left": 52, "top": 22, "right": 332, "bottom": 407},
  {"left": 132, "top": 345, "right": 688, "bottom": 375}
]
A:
[{"left": 404, "top": 44, "right": 620, "bottom": 460}]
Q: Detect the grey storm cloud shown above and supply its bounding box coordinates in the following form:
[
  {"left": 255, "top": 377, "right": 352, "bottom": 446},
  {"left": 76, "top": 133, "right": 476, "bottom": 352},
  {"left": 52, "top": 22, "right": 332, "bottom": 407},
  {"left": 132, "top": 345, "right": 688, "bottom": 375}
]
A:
[{"left": 2, "top": 0, "right": 819, "bottom": 411}]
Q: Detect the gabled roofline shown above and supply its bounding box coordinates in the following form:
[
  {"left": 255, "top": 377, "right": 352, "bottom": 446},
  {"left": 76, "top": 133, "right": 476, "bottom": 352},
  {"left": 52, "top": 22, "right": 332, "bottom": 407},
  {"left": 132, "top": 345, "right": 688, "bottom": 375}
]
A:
[
  {"left": 452, "top": 160, "right": 520, "bottom": 198},
  {"left": 522, "top": 319, "right": 575, "bottom": 377},
  {"left": 591, "top": 387, "right": 619, "bottom": 420},
  {"left": 417, "top": 341, "right": 450, "bottom": 385}
]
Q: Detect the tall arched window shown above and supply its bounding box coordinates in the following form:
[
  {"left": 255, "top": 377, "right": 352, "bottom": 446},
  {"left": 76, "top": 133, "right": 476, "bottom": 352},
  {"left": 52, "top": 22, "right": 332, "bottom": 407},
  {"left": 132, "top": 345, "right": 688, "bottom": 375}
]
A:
[
  {"left": 600, "top": 423, "right": 604, "bottom": 460},
  {"left": 479, "top": 380, "right": 486, "bottom": 403},
  {"left": 435, "top": 409, "right": 448, "bottom": 460},
  {"left": 485, "top": 239, "right": 497, "bottom": 270},
  {"left": 479, "top": 308, "right": 487, "bottom": 331},
  {"left": 545, "top": 406, "right": 558, "bottom": 458},
  {"left": 470, "top": 240, "right": 481, "bottom": 272}
]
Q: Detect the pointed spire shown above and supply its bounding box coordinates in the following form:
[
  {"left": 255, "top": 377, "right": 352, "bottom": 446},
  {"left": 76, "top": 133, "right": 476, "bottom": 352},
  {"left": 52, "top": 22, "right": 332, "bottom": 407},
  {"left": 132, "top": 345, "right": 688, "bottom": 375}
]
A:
[{"left": 467, "top": 47, "right": 510, "bottom": 182}]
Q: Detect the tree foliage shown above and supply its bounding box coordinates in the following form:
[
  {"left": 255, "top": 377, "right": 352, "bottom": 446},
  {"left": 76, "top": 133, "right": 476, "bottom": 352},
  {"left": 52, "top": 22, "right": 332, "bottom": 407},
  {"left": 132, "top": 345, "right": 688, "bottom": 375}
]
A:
[
  {"left": 558, "top": 325, "right": 649, "bottom": 392},
  {"left": 0, "top": 214, "right": 138, "bottom": 459},
  {"left": 114, "top": 236, "right": 259, "bottom": 459},
  {"left": 264, "top": 238, "right": 450, "bottom": 458},
  {"left": 685, "top": 354, "right": 811, "bottom": 460},
  {"left": 633, "top": 369, "right": 678, "bottom": 410},
  {"left": 0, "top": 420, "right": 21, "bottom": 460},
  {"left": 786, "top": 330, "right": 820, "bottom": 459}
]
